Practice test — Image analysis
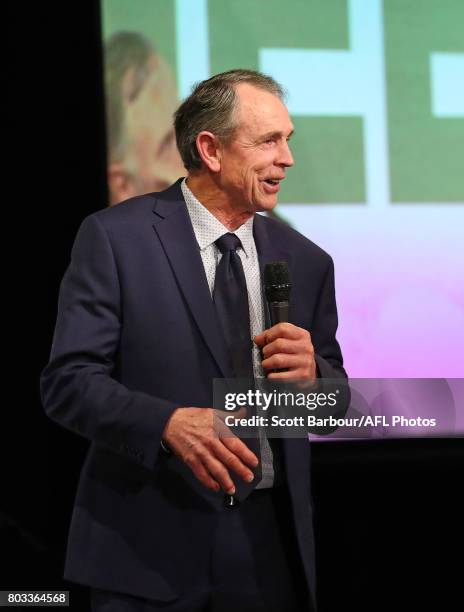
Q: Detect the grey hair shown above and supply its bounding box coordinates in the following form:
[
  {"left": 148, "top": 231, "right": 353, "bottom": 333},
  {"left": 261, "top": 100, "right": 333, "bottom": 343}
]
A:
[
  {"left": 104, "top": 31, "right": 155, "bottom": 163},
  {"left": 174, "top": 69, "right": 285, "bottom": 171}
]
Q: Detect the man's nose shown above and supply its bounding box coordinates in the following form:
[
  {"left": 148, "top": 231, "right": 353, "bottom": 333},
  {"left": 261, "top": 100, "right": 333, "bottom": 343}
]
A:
[{"left": 277, "top": 140, "right": 294, "bottom": 167}]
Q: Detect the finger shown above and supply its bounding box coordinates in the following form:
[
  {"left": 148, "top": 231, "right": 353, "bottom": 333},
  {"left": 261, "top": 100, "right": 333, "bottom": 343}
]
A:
[
  {"left": 185, "top": 455, "right": 221, "bottom": 492},
  {"left": 262, "top": 353, "right": 300, "bottom": 372},
  {"left": 254, "top": 323, "right": 305, "bottom": 346},
  {"left": 267, "top": 367, "right": 316, "bottom": 381},
  {"left": 253, "top": 330, "right": 267, "bottom": 347},
  {"left": 211, "top": 410, "right": 259, "bottom": 470},
  {"left": 221, "top": 436, "right": 259, "bottom": 468},
  {"left": 262, "top": 337, "right": 300, "bottom": 358},
  {"left": 213, "top": 411, "right": 249, "bottom": 443},
  {"left": 201, "top": 453, "right": 236, "bottom": 494},
  {"left": 210, "top": 439, "right": 255, "bottom": 483},
  {"left": 267, "top": 370, "right": 301, "bottom": 380}
]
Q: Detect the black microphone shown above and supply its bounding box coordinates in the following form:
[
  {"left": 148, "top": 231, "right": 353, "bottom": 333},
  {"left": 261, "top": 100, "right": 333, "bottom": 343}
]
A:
[
  {"left": 263, "top": 262, "right": 291, "bottom": 375},
  {"left": 264, "top": 261, "right": 291, "bottom": 325}
]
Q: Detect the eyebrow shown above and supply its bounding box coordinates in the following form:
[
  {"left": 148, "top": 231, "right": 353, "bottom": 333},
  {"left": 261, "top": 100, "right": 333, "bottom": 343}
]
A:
[{"left": 259, "top": 129, "right": 295, "bottom": 141}]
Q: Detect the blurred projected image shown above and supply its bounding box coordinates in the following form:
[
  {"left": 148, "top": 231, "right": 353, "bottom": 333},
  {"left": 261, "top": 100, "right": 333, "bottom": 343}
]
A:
[
  {"left": 101, "top": 1, "right": 463, "bottom": 379},
  {"left": 104, "top": 32, "right": 184, "bottom": 205}
]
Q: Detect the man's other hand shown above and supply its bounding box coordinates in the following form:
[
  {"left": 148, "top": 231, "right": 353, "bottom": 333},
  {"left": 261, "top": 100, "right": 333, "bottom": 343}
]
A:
[
  {"left": 254, "top": 322, "right": 317, "bottom": 381},
  {"left": 162, "top": 407, "right": 258, "bottom": 495}
]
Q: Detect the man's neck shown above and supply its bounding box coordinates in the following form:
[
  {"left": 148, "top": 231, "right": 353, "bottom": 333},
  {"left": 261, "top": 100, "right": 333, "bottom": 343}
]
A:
[{"left": 186, "top": 173, "right": 253, "bottom": 232}]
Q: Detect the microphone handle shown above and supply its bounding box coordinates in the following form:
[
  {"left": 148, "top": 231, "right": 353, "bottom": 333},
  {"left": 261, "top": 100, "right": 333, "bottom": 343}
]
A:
[
  {"left": 267, "top": 301, "right": 290, "bottom": 374},
  {"left": 269, "top": 301, "right": 289, "bottom": 325}
]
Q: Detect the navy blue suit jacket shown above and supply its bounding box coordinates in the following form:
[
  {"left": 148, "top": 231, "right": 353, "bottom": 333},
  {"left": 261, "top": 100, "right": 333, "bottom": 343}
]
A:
[{"left": 41, "top": 179, "right": 346, "bottom": 607}]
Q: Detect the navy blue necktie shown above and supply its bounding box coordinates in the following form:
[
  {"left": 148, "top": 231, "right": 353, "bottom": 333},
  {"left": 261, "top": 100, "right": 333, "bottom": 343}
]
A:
[
  {"left": 213, "top": 233, "right": 254, "bottom": 380},
  {"left": 213, "top": 233, "right": 262, "bottom": 503}
]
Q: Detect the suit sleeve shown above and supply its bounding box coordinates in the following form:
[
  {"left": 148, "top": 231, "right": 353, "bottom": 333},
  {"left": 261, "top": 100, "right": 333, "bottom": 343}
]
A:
[
  {"left": 311, "top": 256, "right": 347, "bottom": 380},
  {"left": 40, "top": 214, "right": 178, "bottom": 470}
]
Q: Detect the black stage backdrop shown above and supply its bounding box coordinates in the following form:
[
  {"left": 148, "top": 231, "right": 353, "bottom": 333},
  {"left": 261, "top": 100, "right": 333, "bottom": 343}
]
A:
[{"left": 5, "top": 2, "right": 463, "bottom": 611}]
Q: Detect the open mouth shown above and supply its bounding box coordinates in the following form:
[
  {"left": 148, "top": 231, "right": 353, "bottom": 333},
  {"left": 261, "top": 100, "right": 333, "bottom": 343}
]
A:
[{"left": 261, "top": 178, "right": 283, "bottom": 195}]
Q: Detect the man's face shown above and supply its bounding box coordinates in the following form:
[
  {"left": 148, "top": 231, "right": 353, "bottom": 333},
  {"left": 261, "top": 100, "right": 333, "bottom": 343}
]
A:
[
  {"left": 217, "top": 83, "right": 294, "bottom": 213},
  {"left": 114, "top": 54, "right": 184, "bottom": 202}
]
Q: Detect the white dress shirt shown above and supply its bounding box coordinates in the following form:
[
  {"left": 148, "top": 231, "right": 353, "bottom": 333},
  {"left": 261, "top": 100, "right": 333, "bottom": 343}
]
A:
[{"left": 181, "top": 178, "right": 274, "bottom": 488}]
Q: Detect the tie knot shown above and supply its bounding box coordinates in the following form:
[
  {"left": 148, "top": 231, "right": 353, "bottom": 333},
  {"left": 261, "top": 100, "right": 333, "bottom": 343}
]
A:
[{"left": 215, "top": 233, "right": 242, "bottom": 254}]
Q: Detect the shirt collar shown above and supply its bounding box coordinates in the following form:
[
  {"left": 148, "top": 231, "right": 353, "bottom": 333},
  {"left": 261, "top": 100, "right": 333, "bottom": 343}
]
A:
[{"left": 181, "top": 178, "right": 254, "bottom": 257}]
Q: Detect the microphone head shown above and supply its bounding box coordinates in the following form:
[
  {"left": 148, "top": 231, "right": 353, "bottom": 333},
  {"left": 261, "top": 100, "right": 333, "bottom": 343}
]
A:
[{"left": 264, "top": 261, "right": 291, "bottom": 303}]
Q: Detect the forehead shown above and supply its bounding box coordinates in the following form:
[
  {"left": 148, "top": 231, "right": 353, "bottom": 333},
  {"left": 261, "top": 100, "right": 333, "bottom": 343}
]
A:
[{"left": 233, "top": 82, "right": 293, "bottom": 136}]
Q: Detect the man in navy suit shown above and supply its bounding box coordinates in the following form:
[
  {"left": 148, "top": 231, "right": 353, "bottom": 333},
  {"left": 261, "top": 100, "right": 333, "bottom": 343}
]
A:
[{"left": 41, "top": 69, "right": 347, "bottom": 611}]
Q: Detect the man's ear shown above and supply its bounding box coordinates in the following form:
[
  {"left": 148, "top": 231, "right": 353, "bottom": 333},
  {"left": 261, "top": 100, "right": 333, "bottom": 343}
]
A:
[
  {"left": 107, "top": 163, "right": 135, "bottom": 205},
  {"left": 195, "top": 131, "right": 222, "bottom": 173}
]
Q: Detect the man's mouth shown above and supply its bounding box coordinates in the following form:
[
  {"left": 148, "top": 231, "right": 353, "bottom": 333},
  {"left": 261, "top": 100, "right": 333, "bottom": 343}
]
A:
[
  {"left": 261, "top": 177, "right": 284, "bottom": 195},
  {"left": 263, "top": 177, "right": 284, "bottom": 186}
]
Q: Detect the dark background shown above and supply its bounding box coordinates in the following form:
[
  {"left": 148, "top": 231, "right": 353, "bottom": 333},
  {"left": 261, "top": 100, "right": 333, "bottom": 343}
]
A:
[{"left": 5, "top": 2, "right": 463, "bottom": 611}]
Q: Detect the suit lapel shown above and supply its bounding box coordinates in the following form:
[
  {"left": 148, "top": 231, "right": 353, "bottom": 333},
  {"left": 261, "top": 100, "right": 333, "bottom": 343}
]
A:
[{"left": 151, "top": 182, "right": 233, "bottom": 378}]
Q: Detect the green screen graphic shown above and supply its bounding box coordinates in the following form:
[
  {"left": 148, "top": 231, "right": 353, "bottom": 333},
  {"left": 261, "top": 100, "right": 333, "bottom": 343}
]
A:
[
  {"left": 208, "top": 0, "right": 364, "bottom": 202},
  {"left": 385, "top": 0, "right": 464, "bottom": 202},
  {"left": 101, "top": 0, "right": 463, "bottom": 204}
]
